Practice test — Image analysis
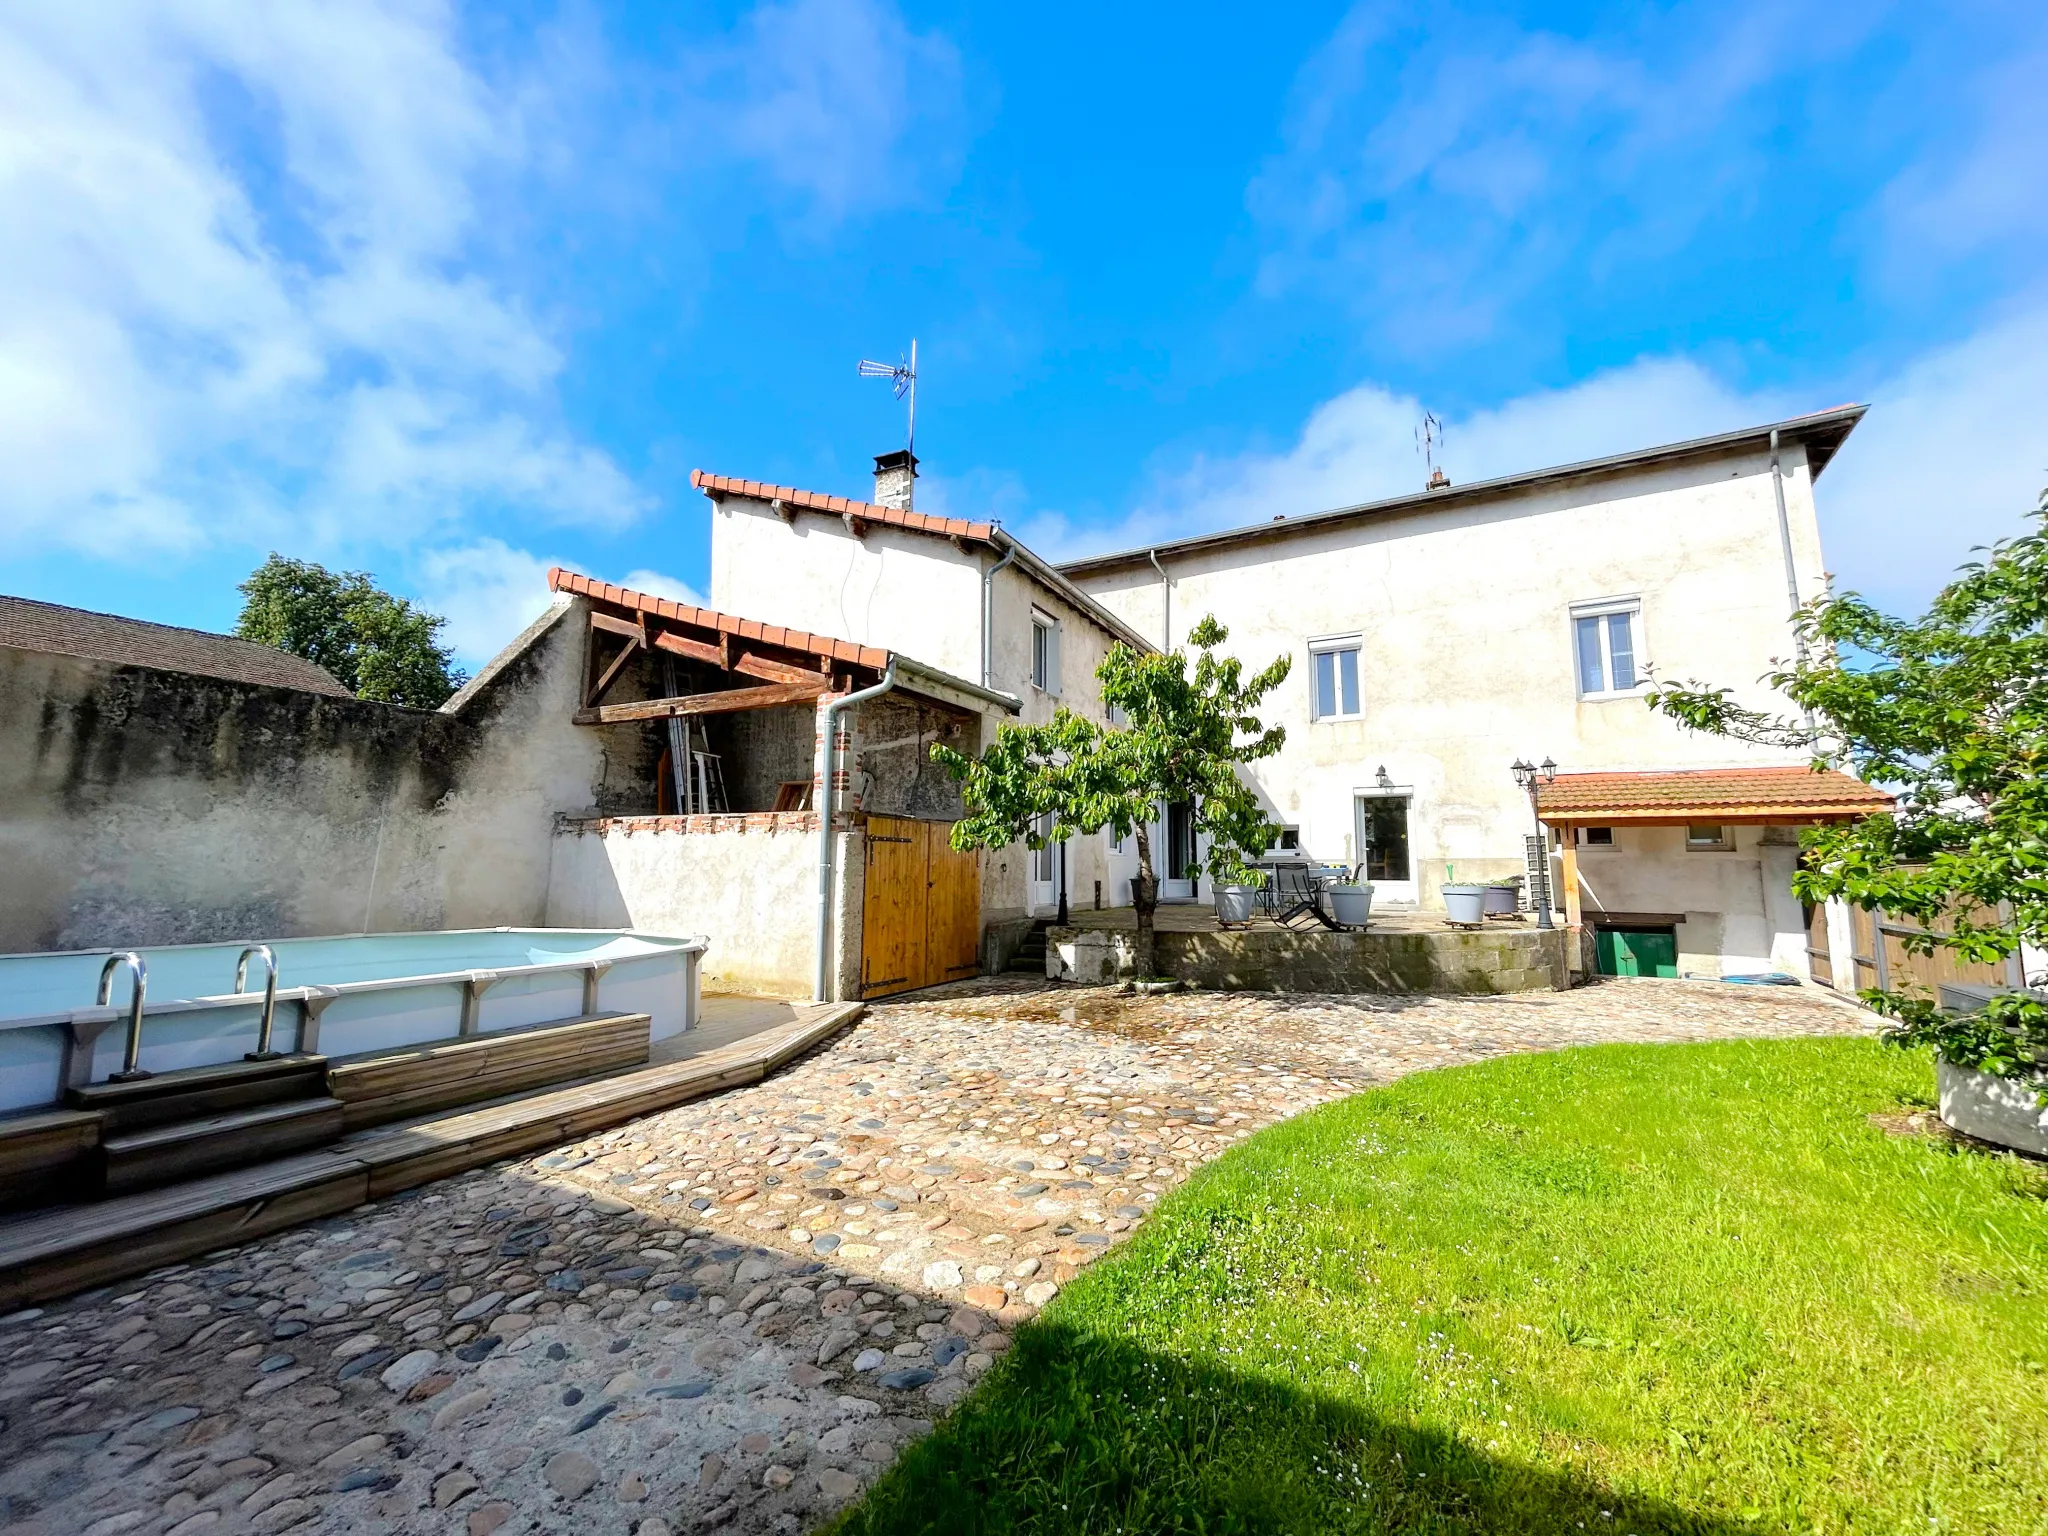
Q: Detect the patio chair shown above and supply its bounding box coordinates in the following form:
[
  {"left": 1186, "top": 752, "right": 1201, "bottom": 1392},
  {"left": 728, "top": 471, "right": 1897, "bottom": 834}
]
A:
[{"left": 1272, "top": 861, "right": 1346, "bottom": 931}]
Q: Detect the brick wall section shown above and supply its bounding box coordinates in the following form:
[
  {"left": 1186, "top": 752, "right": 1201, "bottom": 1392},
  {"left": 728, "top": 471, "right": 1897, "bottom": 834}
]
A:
[{"left": 557, "top": 812, "right": 821, "bottom": 836}]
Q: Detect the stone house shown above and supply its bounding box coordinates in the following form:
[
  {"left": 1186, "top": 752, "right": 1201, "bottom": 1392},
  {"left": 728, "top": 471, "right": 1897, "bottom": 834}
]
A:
[{"left": 1056, "top": 406, "right": 1890, "bottom": 978}]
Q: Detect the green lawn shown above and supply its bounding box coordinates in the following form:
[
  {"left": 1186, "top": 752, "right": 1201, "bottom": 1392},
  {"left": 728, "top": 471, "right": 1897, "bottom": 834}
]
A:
[{"left": 831, "top": 1039, "right": 2048, "bottom": 1534}]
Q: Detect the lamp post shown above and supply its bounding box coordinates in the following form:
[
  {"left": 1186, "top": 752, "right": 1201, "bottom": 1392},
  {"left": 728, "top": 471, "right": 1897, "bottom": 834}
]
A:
[{"left": 1510, "top": 757, "right": 1558, "bottom": 931}]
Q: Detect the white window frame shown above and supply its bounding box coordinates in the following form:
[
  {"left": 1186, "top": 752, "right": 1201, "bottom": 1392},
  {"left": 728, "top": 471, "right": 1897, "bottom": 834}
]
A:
[
  {"left": 1308, "top": 632, "right": 1363, "bottom": 721},
  {"left": 1570, "top": 597, "right": 1646, "bottom": 700},
  {"left": 1030, "top": 608, "right": 1062, "bottom": 696},
  {"left": 1685, "top": 823, "right": 1731, "bottom": 851}
]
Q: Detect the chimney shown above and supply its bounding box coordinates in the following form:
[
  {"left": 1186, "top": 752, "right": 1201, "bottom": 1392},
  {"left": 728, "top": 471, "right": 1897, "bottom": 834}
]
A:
[
  {"left": 872, "top": 450, "right": 918, "bottom": 511},
  {"left": 1427, "top": 467, "right": 1450, "bottom": 490}
]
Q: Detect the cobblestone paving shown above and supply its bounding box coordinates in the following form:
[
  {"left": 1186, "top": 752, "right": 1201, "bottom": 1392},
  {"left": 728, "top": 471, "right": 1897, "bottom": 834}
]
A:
[{"left": 0, "top": 979, "right": 1871, "bottom": 1536}]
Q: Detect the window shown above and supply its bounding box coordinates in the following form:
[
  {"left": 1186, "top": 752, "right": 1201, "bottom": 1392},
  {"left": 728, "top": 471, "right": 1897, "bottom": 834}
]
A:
[
  {"left": 1309, "top": 634, "right": 1362, "bottom": 719},
  {"left": 1686, "top": 823, "right": 1729, "bottom": 850},
  {"left": 1571, "top": 600, "right": 1642, "bottom": 696},
  {"left": 1272, "top": 826, "right": 1300, "bottom": 852},
  {"left": 1030, "top": 610, "right": 1061, "bottom": 695},
  {"left": 1581, "top": 826, "right": 1614, "bottom": 846},
  {"left": 1105, "top": 701, "right": 1127, "bottom": 726}
]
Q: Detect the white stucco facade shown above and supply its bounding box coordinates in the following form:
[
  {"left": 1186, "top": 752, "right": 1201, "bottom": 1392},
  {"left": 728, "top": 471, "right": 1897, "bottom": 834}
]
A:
[
  {"left": 1062, "top": 421, "right": 1860, "bottom": 975},
  {"left": 703, "top": 476, "right": 1145, "bottom": 925}
]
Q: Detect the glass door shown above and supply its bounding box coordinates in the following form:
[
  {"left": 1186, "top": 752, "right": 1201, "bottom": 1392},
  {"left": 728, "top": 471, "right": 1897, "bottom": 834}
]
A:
[
  {"left": 1354, "top": 793, "right": 1415, "bottom": 905},
  {"left": 1161, "top": 801, "right": 1197, "bottom": 901}
]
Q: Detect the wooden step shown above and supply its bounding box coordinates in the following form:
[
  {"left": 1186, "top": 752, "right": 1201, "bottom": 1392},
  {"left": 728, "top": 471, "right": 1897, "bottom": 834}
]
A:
[
  {"left": 98, "top": 1097, "right": 346, "bottom": 1194},
  {"left": 67, "top": 1055, "right": 329, "bottom": 1134},
  {"left": 0, "top": 1151, "right": 368, "bottom": 1312},
  {"left": 0, "top": 1109, "right": 102, "bottom": 1208},
  {"left": 0, "top": 1004, "right": 864, "bottom": 1312},
  {"left": 325, "top": 1012, "right": 653, "bottom": 1130}
]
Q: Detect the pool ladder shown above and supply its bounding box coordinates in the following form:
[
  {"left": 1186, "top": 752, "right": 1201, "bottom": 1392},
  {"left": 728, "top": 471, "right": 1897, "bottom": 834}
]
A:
[{"left": 91, "top": 944, "right": 283, "bottom": 1083}]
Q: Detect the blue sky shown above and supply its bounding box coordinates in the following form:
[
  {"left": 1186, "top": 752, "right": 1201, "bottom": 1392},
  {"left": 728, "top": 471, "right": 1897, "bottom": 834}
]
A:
[{"left": 3, "top": 1, "right": 2044, "bottom": 667}]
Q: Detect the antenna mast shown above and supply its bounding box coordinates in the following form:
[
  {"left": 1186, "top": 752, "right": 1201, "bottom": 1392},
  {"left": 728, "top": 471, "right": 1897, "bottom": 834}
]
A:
[
  {"left": 1416, "top": 411, "right": 1447, "bottom": 488},
  {"left": 857, "top": 339, "right": 918, "bottom": 457}
]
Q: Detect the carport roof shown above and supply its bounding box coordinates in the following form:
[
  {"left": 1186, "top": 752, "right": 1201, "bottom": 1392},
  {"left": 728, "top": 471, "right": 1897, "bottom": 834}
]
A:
[{"left": 1535, "top": 765, "right": 1892, "bottom": 824}]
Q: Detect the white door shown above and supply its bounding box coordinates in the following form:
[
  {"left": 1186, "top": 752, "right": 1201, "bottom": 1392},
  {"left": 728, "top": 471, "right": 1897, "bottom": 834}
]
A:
[
  {"left": 1028, "top": 813, "right": 1058, "bottom": 914},
  {"left": 1354, "top": 791, "right": 1417, "bottom": 905}
]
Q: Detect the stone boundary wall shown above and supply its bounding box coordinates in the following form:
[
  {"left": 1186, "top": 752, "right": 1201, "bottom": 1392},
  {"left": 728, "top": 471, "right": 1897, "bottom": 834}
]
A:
[{"left": 1049, "top": 923, "right": 1568, "bottom": 994}]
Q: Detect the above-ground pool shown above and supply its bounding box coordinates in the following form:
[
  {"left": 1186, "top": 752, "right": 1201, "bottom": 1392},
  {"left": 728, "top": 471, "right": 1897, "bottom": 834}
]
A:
[{"left": 0, "top": 928, "right": 706, "bottom": 1113}]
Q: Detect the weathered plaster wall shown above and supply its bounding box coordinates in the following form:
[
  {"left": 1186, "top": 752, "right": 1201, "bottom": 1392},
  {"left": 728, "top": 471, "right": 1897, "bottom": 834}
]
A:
[
  {"left": 0, "top": 600, "right": 601, "bottom": 953},
  {"left": 543, "top": 813, "right": 839, "bottom": 997},
  {"left": 705, "top": 704, "right": 817, "bottom": 813},
  {"left": 1573, "top": 824, "right": 1808, "bottom": 974},
  {"left": 1071, "top": 448, "right": 1828, "bottom": 937},
  {"left": 711, "top": 505, "right": 984, "bottom": 681}
]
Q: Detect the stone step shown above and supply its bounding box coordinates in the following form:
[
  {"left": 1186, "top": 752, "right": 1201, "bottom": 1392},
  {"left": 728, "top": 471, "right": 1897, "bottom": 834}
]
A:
[{"left": 98, "top": 1096, "right": 347, "bottom": 1195}]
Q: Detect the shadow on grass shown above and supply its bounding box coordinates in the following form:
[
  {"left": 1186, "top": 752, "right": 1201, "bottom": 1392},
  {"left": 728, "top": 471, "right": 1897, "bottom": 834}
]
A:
[{"left": 831, "top": 1319, "right": 1753, "bottom": 1536}]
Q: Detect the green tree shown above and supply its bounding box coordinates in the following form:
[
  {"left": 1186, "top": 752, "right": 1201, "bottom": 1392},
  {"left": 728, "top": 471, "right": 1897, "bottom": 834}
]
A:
[
  {"left": 932, "top": 615, "right": 1290, "bottom": 979},
  {"left": 235, "top": 554, "right": 466, "bottom": 708},
  {"left": 1646, "top": 491, "right": 2048, "bottom": 1077}
]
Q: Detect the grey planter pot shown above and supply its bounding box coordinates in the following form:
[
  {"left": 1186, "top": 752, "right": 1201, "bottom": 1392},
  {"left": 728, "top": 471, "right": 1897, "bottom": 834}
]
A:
[
  {"left": 1937, "top": 1058, "right": 2048, "bottom": 1156},
  {"left": 1441, "top": 883, "right": 1488, "bottom": 925},
  {"left": 1483, "top": 883, "right": 1520, "bottom": 916},
  {"left": 1215, "top": 884, "right": 1258, "bottom": 925},
  {"left": 1326, "top": 883, "right": 1373, "bottom": 928}
]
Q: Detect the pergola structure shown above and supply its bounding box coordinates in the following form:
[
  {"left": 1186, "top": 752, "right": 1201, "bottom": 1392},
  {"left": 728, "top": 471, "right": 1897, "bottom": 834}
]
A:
[
  {"left": 1535, "top": 765, "right": 1892, "bottom": 928},
  {"left": 550, "top": 568, "right": 890, "bottom": 728}
]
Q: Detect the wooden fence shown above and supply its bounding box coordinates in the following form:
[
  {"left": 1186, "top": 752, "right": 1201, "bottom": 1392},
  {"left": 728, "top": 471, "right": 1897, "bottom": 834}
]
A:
[{"left": 1805, "top": 900, "right": 2022, "bottom": 995}]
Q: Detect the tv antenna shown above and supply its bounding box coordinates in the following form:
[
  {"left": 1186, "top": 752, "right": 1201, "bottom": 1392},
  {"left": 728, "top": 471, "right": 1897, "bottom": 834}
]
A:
[
  {"left": 857, "top": 338, "right": 917, "bottom": 456},
  {"left": 1416, "top": 410, "right": 1448, "bottom": 488}
]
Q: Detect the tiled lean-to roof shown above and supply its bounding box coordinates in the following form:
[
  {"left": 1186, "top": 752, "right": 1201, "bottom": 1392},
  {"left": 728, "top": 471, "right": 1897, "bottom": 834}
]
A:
[
  {"left": 0, "top": 593, "right": 354, "bottom": 697},
  {"left": 1536, "top": 765, "right": 1893, "bottom": 823},
  {"left": 547, "top": 569, "right": 894, "bottom": 672}
]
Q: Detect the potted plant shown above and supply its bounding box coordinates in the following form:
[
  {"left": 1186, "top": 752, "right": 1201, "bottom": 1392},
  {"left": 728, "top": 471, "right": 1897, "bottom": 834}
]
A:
[
  {"left": 1887, "top": 990, "right": 2048, "bottom": 1156},
  {"left": 1215, "top": 869, "right": 1260, "bottom": 927},
  {"left": 1440, "top": 864, "right": 1487, "bottom": 925},
  {"left": 1483, "top": 879, "right": 1521, "bottom": 916},
  {"left": 1326, "top": 880, "right": 1373, "bottom": 928}
]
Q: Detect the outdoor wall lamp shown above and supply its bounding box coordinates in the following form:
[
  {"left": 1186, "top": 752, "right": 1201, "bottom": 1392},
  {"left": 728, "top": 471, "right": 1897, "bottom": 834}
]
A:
[
  {"left": 1509, "top": 757, "right": 1559, "bottom": 929},
  {"left": 1375, "top": 764, "right": 1394, "bottom": 789}
]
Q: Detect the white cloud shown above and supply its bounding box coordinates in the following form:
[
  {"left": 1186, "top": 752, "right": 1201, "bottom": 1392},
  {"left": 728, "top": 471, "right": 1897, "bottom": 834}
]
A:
[
  {"left": 693, "top": 0, "right": 963, "bottom": 217},
  {"left": 413, "top": 539, "right": 559, "bottom": 667},
  {"left": 620, "top": 568, "right": 708, "bottom": 610},
  {"left": 1026, "top": 304, "right": 2048, "bottom": 612},
  {"left": 0, "top": 1, "right": 649, "bottom": 562},
  {"left": 1817, "top": 301, "right": 2048, "bottom": 610},
  {"left": 1021, "top": 356, "right": 1776, "bottom": 563}
]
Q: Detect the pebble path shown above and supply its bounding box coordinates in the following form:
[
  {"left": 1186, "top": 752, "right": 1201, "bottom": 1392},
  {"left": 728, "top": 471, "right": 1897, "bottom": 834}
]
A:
[{"left": 0, "top": 978, "right": 1872, "bottom": 1536}]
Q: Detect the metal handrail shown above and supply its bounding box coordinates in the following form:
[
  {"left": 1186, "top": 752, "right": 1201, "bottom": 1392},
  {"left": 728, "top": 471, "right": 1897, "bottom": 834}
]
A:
[
  {"left": 235, "top": 944, "right": 282, "bottom": 1060},
  {"left": 98, "top": 952, "right": 150, "bottom": 1082}
]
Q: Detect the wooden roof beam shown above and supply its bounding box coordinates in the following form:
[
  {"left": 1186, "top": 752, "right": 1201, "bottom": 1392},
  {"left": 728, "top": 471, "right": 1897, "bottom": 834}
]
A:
[{"left": 574, "top": 679, "right": 827, "bottom": 725}]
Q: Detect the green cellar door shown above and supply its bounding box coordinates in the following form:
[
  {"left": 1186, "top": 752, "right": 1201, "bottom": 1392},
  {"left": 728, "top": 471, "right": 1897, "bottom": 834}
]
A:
[{"left": 1596, "top": 927, "right": 1679, "bottom": 978}]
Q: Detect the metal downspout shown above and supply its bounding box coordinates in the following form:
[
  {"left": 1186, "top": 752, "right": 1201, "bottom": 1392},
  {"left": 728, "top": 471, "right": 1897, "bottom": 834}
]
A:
[
  {"left": 982, "top": 541, "right": 1017, "bottom": 689},
  {"left": 1768, "top": 428, "right": 1806, "bottom": 660},
  {"left": 816, "top": 658, "right": 900, "bottom": 1002},
  {"left": 1147, "top": 549, "right": 1170, "bottom": 649}
]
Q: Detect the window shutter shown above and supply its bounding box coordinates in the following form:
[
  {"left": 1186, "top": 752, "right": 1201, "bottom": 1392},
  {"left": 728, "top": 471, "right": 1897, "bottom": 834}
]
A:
[{"left": 1047, "top": 620, "right": 1063, "bottom": 696}]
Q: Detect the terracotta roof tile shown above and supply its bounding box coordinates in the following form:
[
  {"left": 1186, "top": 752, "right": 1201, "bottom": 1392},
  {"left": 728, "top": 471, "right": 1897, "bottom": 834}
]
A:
[
  {"left": 1536, "top": 765, "right": 1892, "bottom": 822},
  {"left": 690, "top": 469, "right": 996, "bottom": 547},
  {"left": 546, "top": 568, "right": 892, "bottom": 673},
  {"left": 0, "top": 593, "right": 353, "bottom": 697}
]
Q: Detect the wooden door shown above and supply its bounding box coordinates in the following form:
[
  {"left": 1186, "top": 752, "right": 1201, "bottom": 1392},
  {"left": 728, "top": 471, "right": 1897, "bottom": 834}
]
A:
[
  {"left": 861, "top": 816, "right": 981, "bottom": 999},
  {"left": 861, "top": 817, "right": 926, "bottom": 999},
  {"left": 924, "top": 823, "right": 982, "bottom": 986}
]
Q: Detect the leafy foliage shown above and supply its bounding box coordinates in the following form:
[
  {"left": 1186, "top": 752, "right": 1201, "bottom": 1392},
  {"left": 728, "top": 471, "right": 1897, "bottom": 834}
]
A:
[
  {"left": 236, "top": 553, "right": 466, "bottom": 708},
  {"left": 933, "top": 615, "right": 1289, "bottom": 974},
  {"left": 1646, "top": 492, "right": 2048, "bottom": 1074}
]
